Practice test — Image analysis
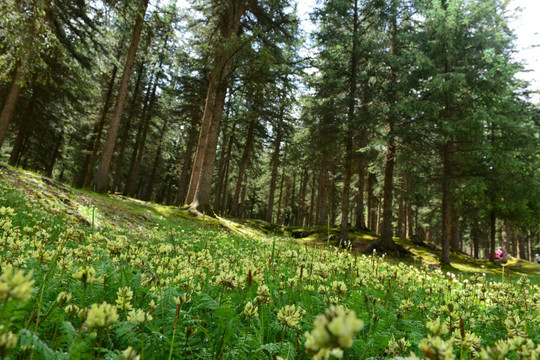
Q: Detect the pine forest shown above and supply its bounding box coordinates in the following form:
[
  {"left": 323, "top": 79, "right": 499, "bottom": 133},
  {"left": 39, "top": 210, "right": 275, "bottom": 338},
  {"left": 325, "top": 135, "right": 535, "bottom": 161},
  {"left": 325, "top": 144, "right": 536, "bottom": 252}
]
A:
[{"left": 0, "top": 0, "right": 539, "bottom": 359}]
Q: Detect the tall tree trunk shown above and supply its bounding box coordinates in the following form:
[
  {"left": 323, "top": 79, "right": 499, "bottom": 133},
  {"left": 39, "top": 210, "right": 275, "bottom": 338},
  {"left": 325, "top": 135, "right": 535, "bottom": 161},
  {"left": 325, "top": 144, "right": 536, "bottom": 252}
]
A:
[
  {"left": 143, "top": 118, "right": 168, "bottom": 201},
  {"left": 489, "top": 206, "right": 496, "bottom": 262},
  {"left": 517, "top": 229, "right": 525, "bottom": 259},
  {"left": 354, "top": 101, "right": 369, "bottom": 229},
  {"left": 127, "top": 64, "right": 162, "bottom": 197},
  {"left": 212, "top": 105, "right": 233, "bottom": 212},
  {"left": 238, "top": 172, "right": 248, "bottom": 219},
  {"left": 376, "top": 195, "right": 381, "bottom": 234},
  {"left": 276, "top": 163, "right": 286, "bottom": 225},
  {"left": 316, "top": 158, "right": 329, "bottom": 226},
  {"left": 441, "top": 141, "right": 452, "bottom": 264},
  {"left": 367, "top": 172, "right": 376, "bottom": 231},
  {"left": 0, "top": 70, "right": 23, "bottom": 150},
  {"left": 405, "top": 179, "right": 413, "bottom": 237},
  {"left": 501, "top": 220, "right": 509, "bottom": 263},
  {"left": 527, "top": 230, "right": 533, "bottom": 261},
  {"left": 339, "top": 0, "right": 359, "bottom": 246},
  {"left": 220, "top": 154, "right": 232, "bottom": 215},
  {"left": 450, "top": 206, "right": 460, "bottom": 251},
  {"left": 176, "top": 113, "right": 201, "bottom": 205},
  {"left": 354, "top": 159, "right": 366, "bottom": 229},
  {"left": 124, "top": 116, "right": 145, "bottom": 195},
  {"left": 289, "top": 173, "right": 297, "bottom": 226},
  {"left": 82, "top": 65, "right": 119, "bottom": 188},
  {"left": 296, "top": 168, "right": 308, "bottom": 226},
  {"left": 93, "top": 0, "right": 149, "bottom": 192},
  {"left": 9, "top": 94, "right": 35, "bottom": 166},
  {"left": 396, "top": 189, "right": 404, "bottom": 239},
  {"left": 112, "top": 62, "right": 146, "bottom": 192},
  {"left": 509, "top": 223, "right": 516, "bottom": 256},
  {"left": 308, "top": 174, "right": 316, "bottom": 227},
  {"left": 231, "top": 115, "right": 256, "bottom": 217},
  {"left": 46, "top": 136, "right": 62, "bottom": 177},
  {"left": 330, "top": 177, "right": 337, "bottom": 226},
  {"left": 378, "top": 127, "right": 397, "bottom": 248},
  {"left": 217, "top": 122, "right": 237, "bottom": 214},
  {"left": 266, "top": 121, "right": 283, "bottom": 223},
  {"left": 471, "top": 223, "right": 479, "bottom": 259},
  {"left": 374, "top": 5, "right": 400, "bottom": 252},
  {"left": 186, "top": 2, "right": 246, "bottom": 213}
]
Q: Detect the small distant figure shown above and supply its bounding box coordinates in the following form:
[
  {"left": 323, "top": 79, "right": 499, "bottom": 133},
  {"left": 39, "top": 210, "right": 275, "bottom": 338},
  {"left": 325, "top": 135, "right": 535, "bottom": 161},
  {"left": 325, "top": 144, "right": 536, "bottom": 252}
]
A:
[
  {"left": 536, "top": 253, "right": 540, "bottom": 264},
  {"left": 494, "top": 247, "right": 503, "bottom": 259}
]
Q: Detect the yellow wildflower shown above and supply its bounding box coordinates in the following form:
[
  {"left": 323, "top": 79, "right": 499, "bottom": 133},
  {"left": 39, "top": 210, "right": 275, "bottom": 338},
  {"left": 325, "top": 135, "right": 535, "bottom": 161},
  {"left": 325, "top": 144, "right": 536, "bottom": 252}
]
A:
[
  {"left": 73, "top": 266, "right": 96, "bottom": 284},
  {"left": 122, "top": 346, "right": 140, "bottom": 360},
  {"left": 86, "top": 302, "right": 118, "bottom": 329},
  {"left": 0, "top": 265, "right": 34, "bottom": 301},
  {"left": 278, "top": 304, "right": 304, "bottom": 329},
  {"left": 242, "top": 302, "right": 259, "bottom": 318},
  {"left": 305, "top": 305, "right": 363, "bottom": 360},
  {"left": 116, "top": 286, "right": 133, "bottom": 312},
  {"left": 0, "top": 330, "right": 17, "bottom": 359}
]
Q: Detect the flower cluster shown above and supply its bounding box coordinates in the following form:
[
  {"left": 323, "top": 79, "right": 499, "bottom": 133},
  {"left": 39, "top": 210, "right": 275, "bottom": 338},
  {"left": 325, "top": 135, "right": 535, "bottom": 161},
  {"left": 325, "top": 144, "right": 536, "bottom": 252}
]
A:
[
  {"left": 86, "top": 302, "right": 119, "bottom": 329},
  {"left": 305, "top": 305, "right": 364, "bottom": 360},
  {"left": 73, "top": 266, "right": 96, "bottom": 284},
  {"left": 278, "top": 304, "right": 304, "bottom": 328},
  {"left": 0, "top": 265, "right": 34, "bottom": 301}
]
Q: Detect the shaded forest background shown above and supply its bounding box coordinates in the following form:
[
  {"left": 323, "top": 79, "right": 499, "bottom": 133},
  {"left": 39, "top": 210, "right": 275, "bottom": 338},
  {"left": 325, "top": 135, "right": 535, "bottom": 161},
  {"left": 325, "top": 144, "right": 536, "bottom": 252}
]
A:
[{"left": 0, "top": 0, "right": 539, "bottom": 264}]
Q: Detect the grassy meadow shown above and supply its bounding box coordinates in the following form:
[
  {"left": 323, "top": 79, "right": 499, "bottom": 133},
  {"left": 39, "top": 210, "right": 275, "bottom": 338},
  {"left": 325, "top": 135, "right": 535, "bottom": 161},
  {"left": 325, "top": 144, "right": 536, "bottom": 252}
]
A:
[{"left": 0, "top": 165, "right": 539, "bottom": 360}]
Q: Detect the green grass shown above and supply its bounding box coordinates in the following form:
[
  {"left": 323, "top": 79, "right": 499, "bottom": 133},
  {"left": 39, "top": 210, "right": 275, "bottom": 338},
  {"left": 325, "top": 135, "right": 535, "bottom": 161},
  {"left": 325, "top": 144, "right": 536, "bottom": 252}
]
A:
[{"left": 0, "top": 165, "right": 539, "bottom": 360}]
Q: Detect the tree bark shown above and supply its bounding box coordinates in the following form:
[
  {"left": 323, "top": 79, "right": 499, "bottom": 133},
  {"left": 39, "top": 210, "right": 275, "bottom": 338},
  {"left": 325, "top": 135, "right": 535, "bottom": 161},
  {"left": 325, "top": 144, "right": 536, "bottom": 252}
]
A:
[
  {"left": 517, "top": 229, "right": 525, "bottom": 259},
  {"left": 276, "top": 157, "right": 287, "bottom": 225},
  {"left": 186, "top": 1, "right": 246, "bottom": 214},
  {"left": 82, "top": 65, "right": 119, "bottom": 188},
  {"left": 450, "top": 206, "right": 460, "bottom": 251},
  {"left": 316, "top": 158, "right": 329, "bottom": 226},
  {"left": 396, "top": 188, "right": 404, "bottom": 238},
  {"left": 127, "top": 69, "right": 162, "bottom": 196},
  {"left": 489, "top": 207, "right": 496, "bottom": 262},
  {"left": 405, "top": 179, "right": 413, "bottom": 237},
  {"left": 176, "top": 112, "right": 201, "bottom": 205},
  {"left": 339, "top": 0, "right": 359, "bottom": 246},
  {"left": 376, "top": 194, "right": 381, "bottom": 234},
  {"left": 509, "top": 223, "right": 516, "bottom": 256},
  {"left": 93, "top": 0, "right": 149, "bottom": 192},
  {"left": 307, "top": 174, "right": 316, "bottom": 227},
  {"left": 296, "top": 168, "right": 308, "bottom": 226},
  {"left": 367, "top": 172, "right": 376, "bottom": 231},
  {"left": 266, "top": 119, "right": 283, "bottom": 223},
  {"left": 354, "top": 157, "right": 366, "bottom": 229},
  {"left": 212, "top": 104, "right": 233, "bottom": 212},
  {"left": 9, "top": 94, "right": 35, "bottom": 166},
  {"left": 471, "top": 223, "right": 479, "bottom": 259},
  {"left": 143, "top": 117, "right": 168, "bottom": 201},
  {"left": 441, "top": 141, "right": 452, "bottom": 264},
  {"left": 46, "top": 136, "right": 62, "bottom": 177},
  {"left": 501, "top": 220, "right": 509, "bottom": 263},
  {"left": 238, "top": 172, "right": 248, "bottom": 219},
  {"left": 0, "top": 70, "right": 23, "bottom": 150},
  {"left": 217, "top": 122, "right": 237, "bottom": 214},
  {"left": 231, "top": 115, "right": 256, "bottom": 217},
  {"left": 112, "top": 62, "right": 146, "bottom": 192},
  {"left": 373, "top": 4, "right": 401, "bottom": 252},
  {"left": 378, "top": 127, "right": 397, "bottom": 248}
]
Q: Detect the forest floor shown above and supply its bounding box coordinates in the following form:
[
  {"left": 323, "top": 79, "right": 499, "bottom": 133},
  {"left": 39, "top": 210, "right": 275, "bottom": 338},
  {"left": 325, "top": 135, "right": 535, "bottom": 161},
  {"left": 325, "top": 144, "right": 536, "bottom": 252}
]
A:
[{"left": 1, "top": 164, "right": 538, "bottom": 277}]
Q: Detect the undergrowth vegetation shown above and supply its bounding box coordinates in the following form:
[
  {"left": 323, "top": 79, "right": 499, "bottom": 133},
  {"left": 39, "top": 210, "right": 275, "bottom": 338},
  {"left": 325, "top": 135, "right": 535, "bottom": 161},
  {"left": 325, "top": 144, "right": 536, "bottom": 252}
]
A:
[{"left": 0, "top": 176, "right": 539, "bottom": 360}]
